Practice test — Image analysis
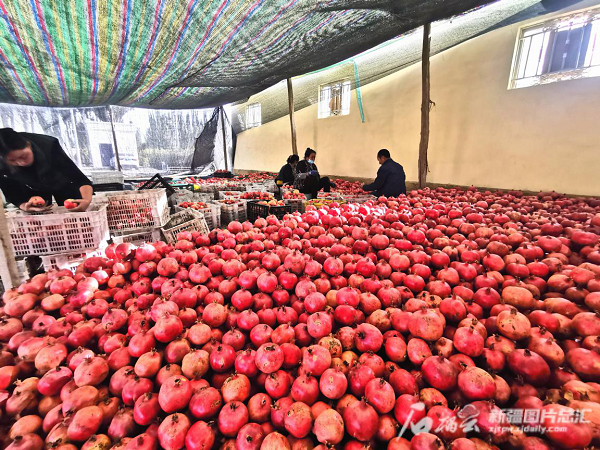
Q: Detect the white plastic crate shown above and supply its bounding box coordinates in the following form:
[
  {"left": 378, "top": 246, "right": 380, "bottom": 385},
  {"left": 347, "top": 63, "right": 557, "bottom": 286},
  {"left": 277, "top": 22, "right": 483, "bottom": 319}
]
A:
[
  {"left": 317, "top": 192, "right": 344, "bottom": 200},
  {"left": 112, "top": 228, "right": 162, "bottom": 246},
  {"left": 91, "top": 171, "right": 125, "bottom": 185},
  {"left": 94, "top": 189, "right": 169, "bottom": 233},
  {"left": 342, "top": 194, "right": 373, "bottom": 204},
  {"left": 174, "top": 203, "right": 221, "bottom": 230},
  {"left": 15, "top": 259, "right": 29, "bottom": 284},
  {"left": 161, "top": 210, "right": 209, "bottom": 244},
  {"left": 40, "top": 246, "right": 107, "bottom": 273},
  {"left": 197, "top": 203, "right": 221, "bottom": 230},
  {"left": 263, "top": 180, "right": 277, "bottom": 193},
  {"left": 218, "top": 190, "right": 243, "bottom": 200},
  {"left": 245, "top": 183, "right": 268, "bottom": 192},
  {"left": 285, "top": 199, "right": 305, "bottom": 213},
  {"left": 170, "top": 190, "right": 214, "bottom": 205},
  {"left": 7, "top": 204, "right": 109, "bottom": 257},
  {"left": 214, "top": 200, "right": 247, "bottom": 224}
]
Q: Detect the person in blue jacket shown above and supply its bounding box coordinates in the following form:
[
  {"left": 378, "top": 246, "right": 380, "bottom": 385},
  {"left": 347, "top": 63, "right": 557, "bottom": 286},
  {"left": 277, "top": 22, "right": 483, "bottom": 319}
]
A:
[{"left": 362, "top": 149, "right": 406, "bottom": 197}]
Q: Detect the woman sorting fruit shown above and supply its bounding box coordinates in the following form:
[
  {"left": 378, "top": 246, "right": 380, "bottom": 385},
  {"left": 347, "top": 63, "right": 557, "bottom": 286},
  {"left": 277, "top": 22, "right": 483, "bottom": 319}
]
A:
[
  {"left": 0, "top": 128, "right": 93, "bottom": 212},
  {"left": 295, "top": 148, "right": 334, "bottom": 199},
  {"left": 276, "top": 154, "right": 299, "bottom": 186}
]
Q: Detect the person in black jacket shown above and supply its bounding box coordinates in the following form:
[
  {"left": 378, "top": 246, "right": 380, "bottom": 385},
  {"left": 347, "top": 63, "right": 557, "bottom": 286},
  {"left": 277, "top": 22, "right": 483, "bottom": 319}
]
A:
[
  {"left": 276, "top": 154, "right": 299, "bottom": 186},
  {"left": 363, "top": 149, "right": 406, "bottom": 197},
  {"left": 295, "top": 148, "right": 334, "bottom": 199},
  {"left": 0, "top": 128, "right": 93, "bottom": 212}
]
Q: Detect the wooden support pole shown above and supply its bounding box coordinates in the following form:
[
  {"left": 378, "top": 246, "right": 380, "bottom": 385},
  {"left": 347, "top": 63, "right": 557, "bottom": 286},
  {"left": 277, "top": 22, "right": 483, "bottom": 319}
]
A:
[
  {"left": 418, "top": 22, "right": 431, "bottom": 189},
  {"left": 287, "top": 78, "right": 298, "bottom": 156},
  {"left": 108, "top": 106, "right": 122, "bottom": 172},
  {"left": 0, "top": 200, "right": 20, "bottom": 289},
  {"left": 220, "top": 107, "right": 229, "bottom": 172}
]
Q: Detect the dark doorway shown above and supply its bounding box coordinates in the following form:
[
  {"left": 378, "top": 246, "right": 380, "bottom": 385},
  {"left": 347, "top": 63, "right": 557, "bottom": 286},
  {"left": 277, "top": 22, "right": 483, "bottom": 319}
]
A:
[{"left": 100, "top": 143, "right": 115, "bottom": 169}]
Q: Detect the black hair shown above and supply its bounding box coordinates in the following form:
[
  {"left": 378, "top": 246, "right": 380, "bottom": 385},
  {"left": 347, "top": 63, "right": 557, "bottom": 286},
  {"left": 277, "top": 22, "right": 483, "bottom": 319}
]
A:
[
  {"left": 0, "top": 128, "right": 28, "bottom": 156},
  {"left": 304, "top": 148, "right": 316, "bottom": 158},
  {"left": 287, "top": 154, "right": 299, "bottom": 164},
  {"left": 377, "top": 149, "right": 391, "bottom": 159}
]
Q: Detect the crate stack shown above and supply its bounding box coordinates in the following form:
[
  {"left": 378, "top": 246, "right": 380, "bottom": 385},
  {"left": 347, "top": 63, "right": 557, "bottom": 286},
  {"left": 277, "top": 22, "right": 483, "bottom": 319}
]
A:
[
  {"left": 193, "top": 203, "right": 221, "bottom": 230},
  {"left": 214, "top": 199, "right": 247, "bottom": 225},
  {"left": 94, "top": 189, "right": 170, "bottom": 246},
  {"left": 6, "top": 204, "right": 110, "bottom": 275}
]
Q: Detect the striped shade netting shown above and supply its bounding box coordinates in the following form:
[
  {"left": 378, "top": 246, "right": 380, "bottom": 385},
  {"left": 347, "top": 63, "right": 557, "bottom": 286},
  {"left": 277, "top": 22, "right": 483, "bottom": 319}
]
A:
[{"left": 0, "top": 0, "right": 499, "bottom": 109}]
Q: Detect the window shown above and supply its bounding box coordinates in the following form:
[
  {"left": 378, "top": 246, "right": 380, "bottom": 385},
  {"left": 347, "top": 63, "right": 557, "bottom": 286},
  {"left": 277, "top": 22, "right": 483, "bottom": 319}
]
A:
[
  {"left": 510, "top": 8, "right": 600, "bottom": 89},
  {"left": 318, "top": 80, "right": 351, "bottom": 118},
  {"left": 246, "top": 103, "right": 261, "bottom": 128}
]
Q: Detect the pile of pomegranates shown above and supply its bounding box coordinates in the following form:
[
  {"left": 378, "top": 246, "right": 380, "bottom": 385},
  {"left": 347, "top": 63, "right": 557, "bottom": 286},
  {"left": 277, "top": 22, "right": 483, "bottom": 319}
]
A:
[{"left": 1, "top": 186, "right": 600, "bottom": 450}]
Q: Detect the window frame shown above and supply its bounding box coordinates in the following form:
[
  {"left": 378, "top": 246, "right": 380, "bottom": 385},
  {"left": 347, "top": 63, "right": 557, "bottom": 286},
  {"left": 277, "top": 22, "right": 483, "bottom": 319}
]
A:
[
  {"left": 508, "top": 6, "right": 600, "bottom": 89},
  {"left": 246, "top": 103, "right": 262, "bottom": 128},
  {"left": 318, "top": 79, "right": 352, "bottom": 119}
]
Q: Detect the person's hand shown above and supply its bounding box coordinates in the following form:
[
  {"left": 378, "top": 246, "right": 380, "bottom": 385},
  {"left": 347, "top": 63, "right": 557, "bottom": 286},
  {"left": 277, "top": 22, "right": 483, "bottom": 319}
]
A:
[
  {"left": 309, "top": 170, "right": 318, "bottom": 176},
  {"left": 69, "top": 199, "right": 91, "bottom": 212},
  {"left": 20, "top": 200, "right": 51, "bottom": 213}
]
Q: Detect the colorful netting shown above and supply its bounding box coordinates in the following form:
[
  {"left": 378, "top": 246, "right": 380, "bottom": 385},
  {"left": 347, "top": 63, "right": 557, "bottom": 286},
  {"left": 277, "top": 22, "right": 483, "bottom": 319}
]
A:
[{"left": 0, "top": 0, "right": 499, "bottom": 109}]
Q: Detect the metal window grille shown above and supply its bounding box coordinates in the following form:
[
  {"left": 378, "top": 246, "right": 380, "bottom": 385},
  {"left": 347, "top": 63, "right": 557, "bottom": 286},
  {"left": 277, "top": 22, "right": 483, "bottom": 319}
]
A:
[
  {"left": 510, "top": 7, "right": 600, "bottom": 89},
  {"left": 318, "top": 80, "right": 351, "bottom": 118},
  {"left": 246, "top": 103, "right": 262, "bottom": 128}
]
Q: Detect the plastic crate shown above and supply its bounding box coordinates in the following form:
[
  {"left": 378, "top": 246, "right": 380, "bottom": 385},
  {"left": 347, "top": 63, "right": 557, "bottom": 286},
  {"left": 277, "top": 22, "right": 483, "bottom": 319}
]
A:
[
  {"left": 214, "top": 200, "right": 247, "bottom": 225},
  {"left": 197, "top": 203, "right": 221, "bottom": 230},
  {"left": 138, "top": 174, "right": 176, "bottom": 197},
  {"left": 7, "top": 204, "right": 109, "bottom": 257},
  {"left": 174, "top": 203, "right": 221, "bottom": 230},
  {"left": 93, "top": 183, "right": 125, "bottom": 192},
  {"left": 263, "top": 180, "right": 277, "bottom": 193},
  {"left": 212, "top": 171, "right": 234, "bottom": 178},
  {"left": 218, "top": 191, "right": 243, "bottom": 200},
  {"left": 161, "top": 210, "right": 209, "bottom": 244},
  {"left": 247, "top": 200, "right": 291, "bottom": 222},
  {"left": 342, "top": 194, "right": 373, "bottom": 204},
  {"left": 91, "top": 171, "right": 125, "bottom": 185},
  {"left": 94, "top": 189, "right": 169, "bottom": 234},
  {"left": 15, "top": 259, "right": 29, "bottom": 284},
  {"left": 170, "top": 190, "right": 213, "bottom": 206},
  {"left": 285, "top": 199, "right": 305, "bottom": 213},
  {"left": 317, "top": 192, "right": 343, "bottom": 200},
  {"left": 112, "top": 228, "right": 162, "bottom": 246},
  {"left": 40, "top": 246, "right": 107, "bottom": 273},
  {"left": 246, "top": 183, "right": 268, "bottom": 192}
]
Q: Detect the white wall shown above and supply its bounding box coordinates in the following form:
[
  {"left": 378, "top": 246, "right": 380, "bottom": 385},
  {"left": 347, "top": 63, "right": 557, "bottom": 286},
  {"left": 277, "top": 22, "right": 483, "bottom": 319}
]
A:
[{"left": 234, "top": 2, "right": 600, "bottom": 196}]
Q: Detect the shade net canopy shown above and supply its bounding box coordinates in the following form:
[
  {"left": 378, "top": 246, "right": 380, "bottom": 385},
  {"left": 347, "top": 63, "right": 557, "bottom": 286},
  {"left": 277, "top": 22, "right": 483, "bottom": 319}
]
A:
[
  {"left": 0, "top": 0, "right": 522, "bottom": 109},
  {"left": 230, "top": 0, "right": 586, "bottom": 132}
]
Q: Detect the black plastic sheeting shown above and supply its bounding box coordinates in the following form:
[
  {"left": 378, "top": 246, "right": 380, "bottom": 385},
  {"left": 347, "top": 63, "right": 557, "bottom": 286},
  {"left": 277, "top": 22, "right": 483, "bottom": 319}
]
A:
[{"left": 192, "top": 107, "right": 236, "bottom": 175}]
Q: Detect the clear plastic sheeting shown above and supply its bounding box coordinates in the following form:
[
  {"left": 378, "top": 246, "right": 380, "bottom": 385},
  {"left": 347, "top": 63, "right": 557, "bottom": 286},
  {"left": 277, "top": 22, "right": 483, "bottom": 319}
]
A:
[{"left": 0, "top": 103, "right": 233, "bottom": 177}]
